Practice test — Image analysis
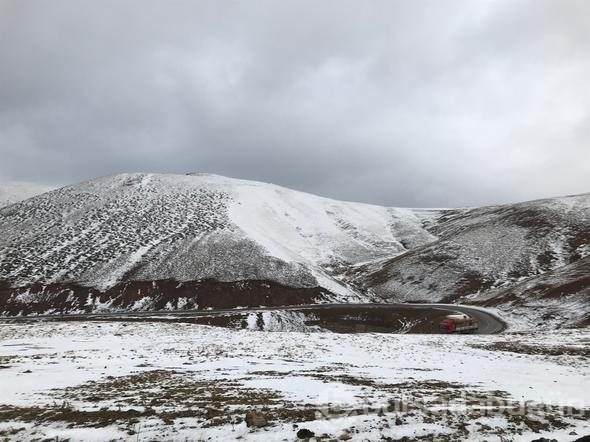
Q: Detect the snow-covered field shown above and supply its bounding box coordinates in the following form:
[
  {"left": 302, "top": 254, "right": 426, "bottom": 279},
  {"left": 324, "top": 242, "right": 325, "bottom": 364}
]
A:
[{"left": 0, "top": 322, "right": 588, "bottom": 441}]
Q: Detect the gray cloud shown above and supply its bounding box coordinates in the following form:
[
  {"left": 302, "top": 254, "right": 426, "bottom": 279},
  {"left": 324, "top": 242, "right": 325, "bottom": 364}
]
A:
[{"left": 0, "top": 0, "right": 588, "bottom": 207}]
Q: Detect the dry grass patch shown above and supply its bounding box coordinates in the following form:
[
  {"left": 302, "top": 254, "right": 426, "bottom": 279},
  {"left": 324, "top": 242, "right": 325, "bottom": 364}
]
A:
[{"left": 473, "top": 341, "right": 590, "bottom": 357}]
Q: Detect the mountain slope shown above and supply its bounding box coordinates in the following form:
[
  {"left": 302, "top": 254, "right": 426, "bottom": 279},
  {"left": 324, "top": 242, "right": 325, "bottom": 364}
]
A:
[
  {"left": 475, "top": 255, "right": 590, "bottom": 329},
  {"left": 1, "top": 173, "right": 588, "bottom": 328},
  {"left": 0, "top": 173, "right": 437, "bottom": 312},
  {"left": 0, "top": 181, "right": 54, "bottom": 207},
  {"left": 352, "top": 193, "right": 590, "bottom": 328}
]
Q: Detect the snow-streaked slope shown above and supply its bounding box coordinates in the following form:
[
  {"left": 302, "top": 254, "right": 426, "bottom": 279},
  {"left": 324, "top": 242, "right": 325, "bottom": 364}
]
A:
[
  {"left": 0, "top": 173, "right": 437, "bottom": 298},
  {"left": 1, "top": 173, "right": 588, "bottom": 327},
  {"left": 475, "top": 255, "right": 590, "bottom": 329},
  {"left": 230, "top": 184, "right": 435, "bottom": 265},
  {"left": 354, "top": 193, "right": 590, "bottom": 327},
  {"left": 0, "top": 180, "right": 54, "bottom": 207}
]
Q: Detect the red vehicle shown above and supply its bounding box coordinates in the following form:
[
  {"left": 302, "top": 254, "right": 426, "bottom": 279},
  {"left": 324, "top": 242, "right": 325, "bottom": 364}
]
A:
[{"left": 439, "top": 314, "right": 478, "bottom": 334}]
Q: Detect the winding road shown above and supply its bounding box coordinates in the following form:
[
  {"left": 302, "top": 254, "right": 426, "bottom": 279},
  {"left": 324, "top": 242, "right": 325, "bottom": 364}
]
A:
[{"left": 0, "top": 303, "right": 506, "bottom": 334}]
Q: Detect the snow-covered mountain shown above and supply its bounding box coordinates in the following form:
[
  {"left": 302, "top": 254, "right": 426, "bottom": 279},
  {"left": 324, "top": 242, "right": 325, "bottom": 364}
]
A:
[
  {"left": 0, "top": 172, "right": 588, "bottom": 328},
  {"left": 0, "top": 173, "right": 437, "bottom": 313},
  {"left": 352, "top": 193, "right": 590, "bottom": 328},
  {"left": 0, "top": 180, "right": 54, "bottom": 207}
]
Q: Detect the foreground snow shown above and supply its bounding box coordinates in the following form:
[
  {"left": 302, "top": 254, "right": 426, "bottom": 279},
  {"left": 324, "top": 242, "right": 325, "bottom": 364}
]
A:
[{"left": 0, "top": 322, "right": 588, "bottom": 441}]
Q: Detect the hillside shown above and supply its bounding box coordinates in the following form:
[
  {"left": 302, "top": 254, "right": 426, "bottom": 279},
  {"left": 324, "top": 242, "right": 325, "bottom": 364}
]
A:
[
  {"left": 351, "top": 193, "right": 590, "bottom": 328},
  {"left": 0, "top": 173, "right": 588, "bottom": 329},
  {"left": 0, "top": 181, "right": 54, "bottom": 207},
  {"left": 0, "top": 173, "right": 437, "bottom": 314}
]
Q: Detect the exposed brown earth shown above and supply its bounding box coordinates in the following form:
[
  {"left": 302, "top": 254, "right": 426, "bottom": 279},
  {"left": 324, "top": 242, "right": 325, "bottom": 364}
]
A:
[
  {"left": 472, "top": 341, "right": 590, "bottom": 357},
  {"left": 0, "top": 279, "right": 330, "bottom": 316}
]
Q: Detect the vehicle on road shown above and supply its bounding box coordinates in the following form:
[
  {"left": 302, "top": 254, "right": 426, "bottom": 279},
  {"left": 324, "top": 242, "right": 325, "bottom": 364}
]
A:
[{"left": 439, "top": 314, "right": 478, "bottom": 334}]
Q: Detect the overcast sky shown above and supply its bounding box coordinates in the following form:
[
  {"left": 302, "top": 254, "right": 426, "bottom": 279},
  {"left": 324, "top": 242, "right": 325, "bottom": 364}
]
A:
[{"left": 0, "top": 0, "right": 588, "bottom": 207}]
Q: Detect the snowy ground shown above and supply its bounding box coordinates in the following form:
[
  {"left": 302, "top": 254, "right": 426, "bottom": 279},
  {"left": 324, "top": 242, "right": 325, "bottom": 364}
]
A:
[{"left": 0, "top": 322, "right": 588, "bottom": 441}]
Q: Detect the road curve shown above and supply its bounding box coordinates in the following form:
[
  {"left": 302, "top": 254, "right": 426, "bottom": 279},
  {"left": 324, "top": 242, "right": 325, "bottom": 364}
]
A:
[{"left": 0, "top": 303, "right": 506, "bottom": 334}]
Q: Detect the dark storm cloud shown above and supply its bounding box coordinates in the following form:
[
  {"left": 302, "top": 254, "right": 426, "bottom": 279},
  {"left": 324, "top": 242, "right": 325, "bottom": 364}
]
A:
[{"left": 0, "top": 0, "right": 588, "bottom": 207}]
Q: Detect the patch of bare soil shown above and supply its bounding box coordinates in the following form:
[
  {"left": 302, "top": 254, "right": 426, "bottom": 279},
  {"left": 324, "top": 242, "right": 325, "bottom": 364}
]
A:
[
  {"left": 0, "top": 279, "right": 330, "bottom": 316},
  {"left": 441, "top": 270, "right": 494, "bottom": 302},
  {"left": 0, "top": 402, "right": 155, "bottom": 428},
  {"left": 472, "top": 341, "right": 590, "bottom": 357},
  {"left": 569, "top": 227, "right": 590, "bottom": 261},
  {"left": 540, "top": 275, "right": 590, "bottom": 299},
  {"left": 0, "top": 370, "right": 317, "bottom": 434},
  {"left": 504, "top": 207, "right": 556, "bottom": 233},
  {"left": 575, "top": 315, "right": 590, "bottom": 328}
]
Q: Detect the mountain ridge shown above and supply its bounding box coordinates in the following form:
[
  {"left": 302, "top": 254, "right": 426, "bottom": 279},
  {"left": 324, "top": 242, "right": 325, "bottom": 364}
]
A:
[{"left": 0, "top": 172, "right": 588, "bottom": 329}]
